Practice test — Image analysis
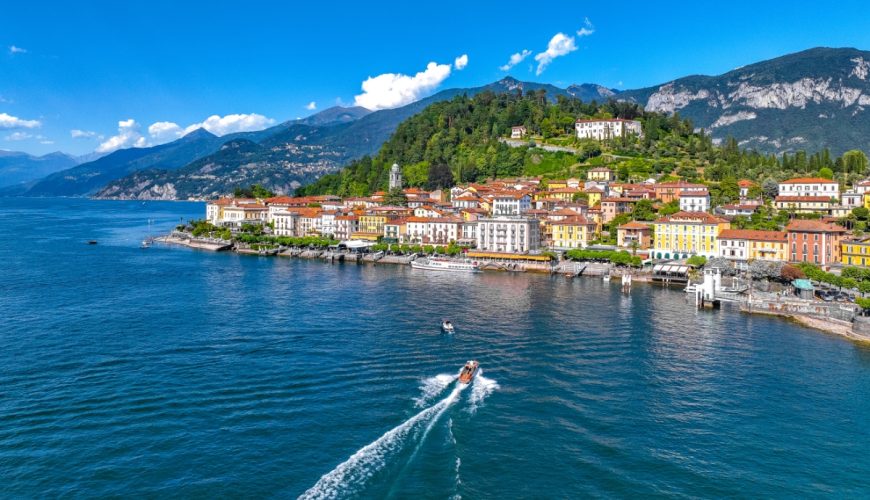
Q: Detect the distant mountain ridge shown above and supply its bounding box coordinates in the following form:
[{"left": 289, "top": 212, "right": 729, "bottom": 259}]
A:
[
  {"left": 0, "top": 151, "right": 79, "bottom": 189},
  {"left": 10, "top": 46, "right": 870, "bottom": 199}
]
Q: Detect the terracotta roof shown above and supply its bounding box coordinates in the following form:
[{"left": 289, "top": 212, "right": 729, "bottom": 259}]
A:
[
  {"left": 737, "top": 179, "right": 757, "bottom": 187},
  {"left": 779, "top": 177, "right": 838, "bottom": 184},
  {"left": 549, "top": 215, "right": 596, "bottom": 225},
  {"left": 584, "top": 187, "right": 605, "bottom": 193},
  {"left": 655, "top": 211, "right": 727, "bottom": 224},
  {"left": 601, "top": 197, "right": 637, "bottom": 203},
  {"left": 618, "top": 221, "right": 652, "bottom": 230},
  {"left": 718, "top": 229, "right": 786, "bottom": 242},
  {"left": 786, "top": 219, "right": 847, "bottom": 233},
  {"left": 775, "top": 196, "right": 832, "bottom": 203},
  {"left": 679, "top": 189, "right": 709, "bottom": 197},
  {"left": 655, "top": 181, "right": 707, "bottom": 189},
  {"left": 549, "top": 187, "right": 581, "bottom": 194}
]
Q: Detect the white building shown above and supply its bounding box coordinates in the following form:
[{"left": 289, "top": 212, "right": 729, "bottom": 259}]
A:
[
  {"left": 460, "top": 221, "right": 477, "bottom": 244},
  {"left": 510, "top": 126, "right": 527, "bottom": 139},
  {"left": 491, "top": 193, "right": 531, "bottom": 216},
  {"left": 575, "top": 119, "right": 642, "bottom": 140},
  {"left": 842, "top": 190, "right": 863, "bottom": 208},
  {"left": 406, "top": 217, "right": 462, "bottom": 244},
  {"left": 320, "top": 211, "right": 337, "bottom": 237},
  {"left": 273, "top": 211, "right": 298, "bottom": 236},
  {"left": 777, "top": 177, "right": 839, "bottom": 199},
  {"left": 679, "top": 189, "right": 711, "bottom": 212},
  {"left": 476, "top": 217, "right": 541, "bottom": 254}
]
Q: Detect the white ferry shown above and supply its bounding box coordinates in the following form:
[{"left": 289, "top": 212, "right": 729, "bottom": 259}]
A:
[{"left": 410, "top": 257, "right": 481, "bottom": 273}]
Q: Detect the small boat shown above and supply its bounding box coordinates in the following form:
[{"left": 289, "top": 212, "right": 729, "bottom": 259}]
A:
[
  {"left": 140, "top": 238, "right": 152, "bottom": 249},
  {"left": 602, "top": 273, "right": 611, "bottom": 282},
  {"left": 411, "top": 257, "right": 481, "bottom": 273},
  {"left": 87, "top": 240, "right": 98, "bottom": 245},
  {"left": 458, "top": 360, "right": 479, "bottom": 384},
  {"left": 441, "top": 320, "right": 455, "bottom": 334}
]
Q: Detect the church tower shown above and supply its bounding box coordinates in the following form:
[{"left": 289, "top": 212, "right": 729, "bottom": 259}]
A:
[{"left": 389, "top": 163, "right": 403, "bottom": 190}]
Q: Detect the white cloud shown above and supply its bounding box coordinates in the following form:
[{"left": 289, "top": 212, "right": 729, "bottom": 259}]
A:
[
  {"left": 147, "top": 121, "right": 184, "bottom": 142},
  {"left": 577, "top": 17, "right": 595, "bottom": 37},
  {"left": 454, "top": 54, "right": 468, "bottom": 70},
  {"left": 0, "top": 112, "right": 41, "bottom": 129},
  {"left": 5, "top": 131, "right": 33, "bottom": 141},
  {"left": 70, "top": 129, "right": 100, "bottom": 139},
  {"left": 534, "top": 33, "right": 578, "bottom": 75},
  {"left": 354, "top": 61, "right": 453, "bottom": 110},
  {"left": 40, "top": 140, "right": 54, "bottom": 145},
  {"left": 499, "top": 49, "right": 532, "bottom": 71},
  {"left": 145, "top": 113, "right": 276, "bottom": 145},
  {"left": 97, "top": 119, "right": 147, "bottom": 153},
  {"left": 306, "top": 101, "right": 317, "bottom": 110},
  {"left": 9, "top": 45, "right": 27, "bottom": 54},
  {"left": 533, "top": 21, "right": 594, "bottom": 75}
]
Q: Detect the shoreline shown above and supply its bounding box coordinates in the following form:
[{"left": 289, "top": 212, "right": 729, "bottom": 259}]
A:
[{"left": 156, "top": 235, "right": 870, "bottom": 346}]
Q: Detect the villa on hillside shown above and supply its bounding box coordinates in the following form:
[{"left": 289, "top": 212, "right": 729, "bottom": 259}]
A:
[{"left": 575, "top": 119, "right": 642, "bottom": 140}]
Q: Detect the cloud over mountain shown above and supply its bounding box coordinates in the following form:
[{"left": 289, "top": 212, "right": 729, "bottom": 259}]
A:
[{"left": 353, "top": 60, "right": 454, "bottom": 111}]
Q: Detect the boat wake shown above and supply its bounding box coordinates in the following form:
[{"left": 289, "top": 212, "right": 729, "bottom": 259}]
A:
[
  {"left": 299, "top": 383, "right": 468, "bottom": 500},
  {"left": 467, "top": 370, "right": 499, "bottom": 415},
  {"left": 414, "top": 373, "right": 456, "bottom": 408}
]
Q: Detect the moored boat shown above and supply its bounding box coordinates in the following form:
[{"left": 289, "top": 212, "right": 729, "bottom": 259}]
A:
[
  {"left": 410, "top": 257, "right": 481, "bottom": 273},
  {"left": 458, "top": 360, "right": 479, "bottom": 384},
  {"left": 441, "top": 320, "right": 455, "bottom": 334}
]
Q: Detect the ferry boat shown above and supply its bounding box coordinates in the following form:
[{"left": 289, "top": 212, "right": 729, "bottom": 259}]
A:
[
  {"left": 458, "top": 360, "right": 479, "bottom": 384},
  {"left": 410, "top": 257, "right": 481, "bottom": 273},
  {"left": 441, "top": 320, "right": 455, "bottom": 334}
]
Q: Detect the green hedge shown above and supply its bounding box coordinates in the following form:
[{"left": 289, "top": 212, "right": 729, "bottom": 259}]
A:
[{"left": 565, "top": 249, "right": 642, "bottom": 267}]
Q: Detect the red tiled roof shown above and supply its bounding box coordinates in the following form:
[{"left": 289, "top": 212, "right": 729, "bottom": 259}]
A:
[
  {"left": 718, "top": 229, "right": 786, "bottom": 242},
  {"left": 786, "top": 219, "right": 847, "bottom": 233},
  {"left": 655, "top": 211, "right": 727, "bottom": 224},
  {"left": 549, "top": 215, "right": 596, "bottom": 225},
  {"left": 618, "top": 221, "right": 652, "bottom": 230}
]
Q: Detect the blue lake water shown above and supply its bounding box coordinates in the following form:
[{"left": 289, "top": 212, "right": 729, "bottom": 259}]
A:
[{"left": 1, "top": 197, "right": 869, "bottom": 498}]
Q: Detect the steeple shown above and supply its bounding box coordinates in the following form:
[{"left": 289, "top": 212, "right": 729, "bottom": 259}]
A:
[{"left": 389, "top": 162, "right": 403, "bottom": 190}]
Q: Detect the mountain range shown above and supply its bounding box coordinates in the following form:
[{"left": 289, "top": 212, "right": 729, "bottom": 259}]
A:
[{"left": 5, "top": 47, "right": 870, "bottom": 200}]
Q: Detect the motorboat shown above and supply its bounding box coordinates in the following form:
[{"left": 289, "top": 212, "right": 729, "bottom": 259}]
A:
[
  {"left": 602, "top": 273, "right": 611, "bottom": 282},
  {"left": 458, "top": 360, "right": 479, "bottom": 384},
  {"left": 411, "top": 257, "right": 481, "bottom": 273},
  {"left": 441, "top": 320, "right": 455, "bottom": 334}
]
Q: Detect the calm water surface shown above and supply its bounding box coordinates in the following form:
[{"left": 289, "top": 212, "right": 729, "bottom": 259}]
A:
[{"left": 1, "top": 198, "right": 869, "bottom": 498}]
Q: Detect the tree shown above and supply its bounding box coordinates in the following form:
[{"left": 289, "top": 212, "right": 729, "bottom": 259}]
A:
[
  {"left": 658, "top": 200, "right": 680, "bottom": 216},
  {"left": 818, "top": 167, "right": 834, "bottom": 180},
  {"left": 427, "top": 163, "right": 455, "bottom": 190},
  {"left": 853, "top": 207, "right": 870, "bottom": 221},
  {"left": 842, "top": 150, "right": 869, "bottom": 175},
  {"left": 631, "top": 199, "right": 656, "bottom": 221},
  {"left": 383, "top": 187, "right": 408, "bottom": 206},
  {"left": 762, "top": 179, "right": 779, "bottom": 200}
]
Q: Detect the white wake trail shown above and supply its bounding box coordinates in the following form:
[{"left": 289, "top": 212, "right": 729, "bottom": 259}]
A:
[
  {"left": 414, "top": 373, "right": 456, "bottom": 408},
  {"left": 467, "top": 370, "right": 499, "bottom": 415},
  {"left": 299, "top": 384, "right": 465, "bottom": 500}
]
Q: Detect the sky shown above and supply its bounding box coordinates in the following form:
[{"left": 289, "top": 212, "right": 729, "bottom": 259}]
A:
[{"left": 3, "top": 0, "right": 870, "bottom": 157}]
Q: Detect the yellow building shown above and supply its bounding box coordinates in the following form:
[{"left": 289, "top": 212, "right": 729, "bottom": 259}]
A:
[
  {"left": 653, "top": 211, "right": 730, "bottom": 259},
  {"left": 717, "top": 229, "right": 788, "bottom": 262},
  {"left": 774, "top": 196, "right": 832, "bottom": 213},
  {"left": 547, "top": 187, "right": 581, "bottom": 202},
  {"left": 585, "top": 187, "right": 604, "bottom": 207},
  {"left": 546, "top": 180, "right": 568, "bottom": 190},
  {"left": 587, "top": 167, "right": 614, "bottom": 182},
  {"left": 842, "top": 239, "right": 870, "bottom": 267},
  {"left": 359, "top": 214, "right": 388, "bottom": 233},
  {"left": 549, "top": 216, "right": 598, "bottom": 250},
  {"left": 863, "top": 192, "right": 870, "bottom": 210}
]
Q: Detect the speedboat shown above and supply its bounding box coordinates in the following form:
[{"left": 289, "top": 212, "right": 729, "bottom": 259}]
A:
[
  {"left": 602, "top": 273, "right": 611, "bottom": 282},
  {"left": 441, "top": 320, "right": 455, "bottom": 334},
  {"left": 458, "top": 360, "right": 479, "bottom": 384},
  {"left": 411, "top": 257, "right": 481, "bottom": 273}
]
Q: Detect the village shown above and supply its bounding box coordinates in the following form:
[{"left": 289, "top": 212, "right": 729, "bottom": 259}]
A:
[{"left": 164, "top": 118, "right": 870, "bottom": 340}]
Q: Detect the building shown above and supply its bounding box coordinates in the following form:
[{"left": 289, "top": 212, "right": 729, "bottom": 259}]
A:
[
  {"left": 510, "top": 126, "right": 527, "bottom": 139},
  {"left": 389, "top": 163, "right": 403, "bottom": 190},
  {"left": 600, "top": 197, "right": 635, "bottom": 223},
  {"left": 405, "top": 217, "right": 462, "bottom": 244},
  {"left": 272, "top": 211, "right": 298, "bottom": 237},
  {"left": 586, "top": 167, "right": 614, "bottom": 182},
  {"left": 476, "top": 217, "right": 541, "bottom": 254},
  {"left": 221, "top": 203, "right": 268, "bottom": 225},
  {"left": 491, "top": 192, "right": 531, "bottom": 216},
  {"left": 575, "top": 119, "right": 642, "bottom": 140},
  {"left": 549, "top": 216, "right": 597, "bottom": 250},
  {"left": 786, "top": 219, "right": 847, "bottom": 267},
  {"left": 678, "top": 189, "right": 710, "bottom": 212},
  {"left": 777, "top": 177, "right": 839, "bottom": 199},
  {"left": 738, "top": 179, "right": 757, "bottom": 199},
  {"left": 774, "top": 196, "right": 832, "bottom": 213},
  {"left": 717, "top": 229, "right": 787, "bottom": 263},
  {"left": 334, "top": 215, "right": 359, "bottom": 240},
  {"left": 842, "top": 238, "right": 870, "bottom": 267},
  {"left": 652, "top": 211, "right": 730, "bottom": 259},
  {"left": 842, "top": 190, "right": 863, "bottom": 208},
  {"left": 617, "top": 221, "right": 652, "bottom": 249},
  {"left": 653, "top": 181, "right": 708, "bottom": 204},
  {"left": 718, "top": 204, "right": 759, "bottom": 217}
]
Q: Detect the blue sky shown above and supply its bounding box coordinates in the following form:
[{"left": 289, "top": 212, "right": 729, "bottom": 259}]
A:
[{"left": 3, "top": 0, "right": 870, "bottom": 156}]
